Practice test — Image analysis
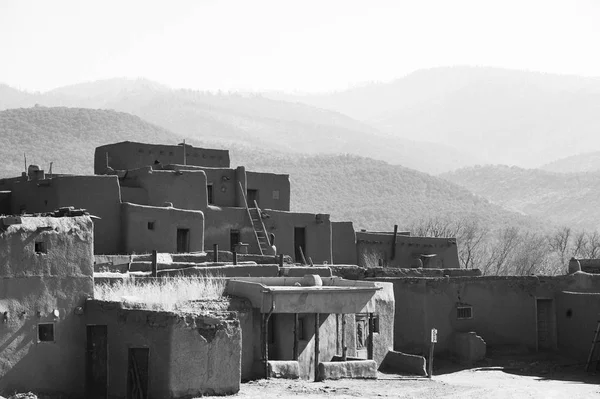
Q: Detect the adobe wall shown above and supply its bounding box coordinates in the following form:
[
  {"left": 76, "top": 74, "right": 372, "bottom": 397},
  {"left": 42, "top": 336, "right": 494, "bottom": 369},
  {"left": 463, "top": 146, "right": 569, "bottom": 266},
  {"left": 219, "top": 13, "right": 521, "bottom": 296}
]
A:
[
  {"left": 556, "top": 291, "right": 600, "bottom": 360},
  {"left": 202, "top": 167, "right": 238, "bottom": 207},
  {"left": 240, "top": 282, "right": 394, "bottom": 380},
  {"left": 0, "top": 216, "right": 94, "bottom": 397},
  {"left": 9, "top": 176, "right": 123, "bottom": 254},
  {"left": 331, "top": 221, "right": 357, "bottom": 265},
  {"left": 357, "top": 232, "right": 459, "bottom": 269},
  {"left": 121, "top": 202, "right": 204, "bottom": 254},
  {"left": 204, "top": 207, "right": 332, "bottom": 263},
  {"left": 85, "top": 301, "right": 241, "bottom": 397},
  {"left": 95, "top": 141, "right": 230, "bottom": 173},
  {"left": 0, "top": 191, "right": 11, "bottom": 215},
  {"left": 123, "top": 168, "right": 209, "bottom": 211},
  {"left": 371, "top": 273, "right": 600, "bottom": 358},
  {"left": 246, "top": 171, "right": 291, "bottom": 211}
]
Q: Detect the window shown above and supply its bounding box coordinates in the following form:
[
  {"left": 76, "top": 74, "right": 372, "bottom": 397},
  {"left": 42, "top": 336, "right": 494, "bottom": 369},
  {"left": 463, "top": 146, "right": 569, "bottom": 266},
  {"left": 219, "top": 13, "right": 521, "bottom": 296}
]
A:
[
  {"left": 373, "top": 315, "right": 380, "bottom": 333},
  {"left": 38, "top": 323, "right": 55, "bottom": 342},
  {"left": 272, "top": 190, "right": 280, "bottom": 200},
  {"left": 35, "top": 241, "right": 47, "bottom": 254},
  {"left": 207, "top": 184, "right": 214, "bottom": 204},
  {"left": 147, "top": 221, "right": 155, "bottom": 230},
  {"left": 457, "top": 306, "right": 473, "bottom": 320}
]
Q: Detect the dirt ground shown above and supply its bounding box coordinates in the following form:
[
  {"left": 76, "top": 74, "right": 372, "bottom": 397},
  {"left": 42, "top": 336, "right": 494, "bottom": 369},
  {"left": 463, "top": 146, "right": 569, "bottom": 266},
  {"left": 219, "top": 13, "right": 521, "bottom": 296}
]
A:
[{"left": 205, "top": 353, "right": 600, "bottom": 399}]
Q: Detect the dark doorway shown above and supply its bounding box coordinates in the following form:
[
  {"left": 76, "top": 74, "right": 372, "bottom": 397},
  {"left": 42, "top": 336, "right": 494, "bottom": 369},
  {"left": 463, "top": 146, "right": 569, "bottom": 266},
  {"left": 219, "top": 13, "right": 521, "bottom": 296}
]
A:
[
  {"left": 247, "top": 189, "right": 259, "bottom": 207},
  {"left": 176, "top": 228, "right": 190, "bottom": 253},
  {"left": 294, "top": 227, "right": 306, "bottom": 263},
  {"left": 207, "top": 184, "right": 214, "bottom": 205},
  {"left": 536, "top": 298, "right": 556, "bottom": 350},
  {"left": 86, "top": 325, "right": 108, "bottom": 399},
  {"left": 230, "top": 229, "right": 241, "bottom": 251},
  {"left": 127, "top": 348, "right": 149, "bottom": 399}
]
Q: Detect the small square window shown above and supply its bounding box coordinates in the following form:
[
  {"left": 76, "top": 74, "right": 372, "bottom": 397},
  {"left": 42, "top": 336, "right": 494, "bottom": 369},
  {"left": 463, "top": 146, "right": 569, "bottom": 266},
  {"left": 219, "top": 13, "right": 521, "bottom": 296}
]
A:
[
  {"left": 147, "top": 221, "right": 155, "bottom": 230},
  {"left": 169, "top": 151, "right": 174, "bottom": 156},
  {"left": 35, "top": 241, "right": 47, "bottom": 254},
  {"left": 272, "top": 190, "right": 280, "bottom": 200},
  {"left": 38, "top": 323, "right": 55, "bottom": 342},
  {"left": 457, "top": 306, "right": 473, "bottom": 320}
]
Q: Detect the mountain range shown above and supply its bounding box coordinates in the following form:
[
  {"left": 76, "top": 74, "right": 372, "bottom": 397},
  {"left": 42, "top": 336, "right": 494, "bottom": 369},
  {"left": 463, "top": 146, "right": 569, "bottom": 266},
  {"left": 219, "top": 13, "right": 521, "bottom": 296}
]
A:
[{"left": 0, "top": 106, "right": 543, "bottom": 233}]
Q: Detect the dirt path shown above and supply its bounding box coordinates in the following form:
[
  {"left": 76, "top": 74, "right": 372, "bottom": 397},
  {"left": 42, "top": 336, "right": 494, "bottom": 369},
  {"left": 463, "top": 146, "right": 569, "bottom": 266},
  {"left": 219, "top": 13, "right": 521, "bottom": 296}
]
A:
[{"left": 204, "top": 362, "right": 600, "bottom": 399}]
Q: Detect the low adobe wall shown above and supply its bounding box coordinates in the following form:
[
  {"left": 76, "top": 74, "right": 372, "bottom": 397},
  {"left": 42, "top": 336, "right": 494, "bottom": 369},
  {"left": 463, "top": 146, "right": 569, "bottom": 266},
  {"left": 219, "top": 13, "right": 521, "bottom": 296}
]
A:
[{"left": 85, "top": 300, "right": 242, "bottom": 398}]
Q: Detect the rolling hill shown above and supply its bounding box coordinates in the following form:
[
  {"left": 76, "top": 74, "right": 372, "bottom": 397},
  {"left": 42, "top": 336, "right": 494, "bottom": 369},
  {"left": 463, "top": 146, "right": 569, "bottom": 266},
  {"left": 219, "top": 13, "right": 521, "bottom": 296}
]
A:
[
  {"left": 270, "top": 67, "right": 600, "bottom": 168},
  {"left": 0, "top": 79, "right": 481, "bottom": 174},
  {"left": 541, "top": 151, "right": 600, "bottom": 173},
  {"left": 0, "top": 106, "right": 541, "bottom": 233},
  {"left": 441, "top": 165, "right": 600, "bottom": 230}
]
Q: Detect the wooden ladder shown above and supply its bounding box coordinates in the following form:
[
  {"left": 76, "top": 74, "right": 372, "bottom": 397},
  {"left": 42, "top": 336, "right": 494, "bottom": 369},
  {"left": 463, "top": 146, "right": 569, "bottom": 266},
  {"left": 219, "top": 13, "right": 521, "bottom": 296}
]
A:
[
  {"left": 239, "top": 182, "right": 270, "bottom": 255},
  {"left": 586, "top": 320, "right": 600, "bottom": 372},
  {"left": 249, "top": 203, "right": 272, "bottom": 255}
]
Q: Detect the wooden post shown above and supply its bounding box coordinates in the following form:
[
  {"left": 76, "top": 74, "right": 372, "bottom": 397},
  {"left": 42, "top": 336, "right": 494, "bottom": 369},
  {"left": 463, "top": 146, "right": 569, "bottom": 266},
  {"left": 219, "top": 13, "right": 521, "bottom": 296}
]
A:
[
  {"left": 233, "top": 251, "right": 237, "bottom": 265},
  {"left": 391, "top": 224, "right": 398, "bottom": 261},
  {"left": 341, "top": 314, "right": 347, "bottom": 361},
  {"left": 279, "top": 254, "right": 284, "bottom": 267},
  {"left": 151, "top": 250, "right": 158, "bottom": 277},
  {"left": 368, "top": 313, "right": 374, "bottom": 360},
  {"left": 308, "top": 257, "right": 314, "bottom": 267},
  {"left": 262, "top": 313, "right": 269, "bottom": 379},
  {"left": 293, "top": 313, "right": 299, "bottom": 360},
  {"left": 213, "top": 244, "right": 218, "bottom": 263},
  {"left": 428, "top": 328, "right": 437, "bottom": 378},
  {"left": 314, "top": 313, "right": 320, "bottom": 382}
]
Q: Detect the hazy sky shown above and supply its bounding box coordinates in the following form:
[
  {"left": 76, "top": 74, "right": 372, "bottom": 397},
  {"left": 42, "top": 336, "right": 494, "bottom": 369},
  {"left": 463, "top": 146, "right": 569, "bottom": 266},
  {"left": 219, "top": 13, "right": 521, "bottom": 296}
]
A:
[{"left": 1, "top": 0, "right": 599, "bottom": 93}]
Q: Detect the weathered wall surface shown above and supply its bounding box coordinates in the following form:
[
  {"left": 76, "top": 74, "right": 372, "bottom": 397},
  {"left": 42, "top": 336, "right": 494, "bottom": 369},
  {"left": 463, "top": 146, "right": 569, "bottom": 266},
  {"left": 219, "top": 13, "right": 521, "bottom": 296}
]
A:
[
  {"left": 204, "top": 207, "right": 260, "bottom": 254},
  {"left": 121, "top": 202, "right": 204, "bottom": 254},
  {"left": 331, "top": 221, "right": 357, "bottom": 265},
  {"left": 0, "top": 216, "right": 94, "bottom": 397},
  {"left": 85, "top": 301, "right": 241, "bottom": 398},
  {"left": 372, "top": 274, "right": 600, "bottom": 358},
  {"left": 246, "top": 171, "right": 290, "bottom": 211},
  {"left": 202, "top": 167, "right": 238, "bottom": 207},
  {"left": 357, "top": 233, "right": 459, "bottom": 269},
  {"left": 556, "top": 291, "right": 600, "bottom": 360},
  {"left": 266, "top": 210, "right": 332, "bottom": 264},
  {"left": 123, "top": 168, "right": 209, "bottom": 211},
  {"left": 95, "top": 141, "right": 230, "bottom": 173},
  {"left": 10, "top": 176, "right": 123, "bottom": 254}
]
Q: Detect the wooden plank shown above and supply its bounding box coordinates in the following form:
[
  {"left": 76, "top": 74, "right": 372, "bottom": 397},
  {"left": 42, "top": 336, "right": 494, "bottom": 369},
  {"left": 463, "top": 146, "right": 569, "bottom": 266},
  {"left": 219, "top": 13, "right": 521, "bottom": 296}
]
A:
[
  {"left": 314, "top": 313, "right": 320, "bottom": 381},
  {"left": 293, "top": 313, "right": 299, "bottom": 360},
  {"left": 368, "top": 313, "right": 374, "bottom": 360}
]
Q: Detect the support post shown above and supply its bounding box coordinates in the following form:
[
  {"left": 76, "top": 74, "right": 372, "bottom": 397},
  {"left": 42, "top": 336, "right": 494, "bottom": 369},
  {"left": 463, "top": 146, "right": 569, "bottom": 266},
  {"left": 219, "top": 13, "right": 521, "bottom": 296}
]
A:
[
  {"left": 151, "top": 250, "right": 158, "bottom": 278},
  {"left": 368, "top": 313, "right": 374, "bottom": 360},
  {"left": 299, "top": 246, "right": 307, "bottom": 265},
  {"left": 428, "top": 343, "right": 435, "bottom": 378},
  {"left": 233, "top": 251, "right": 237, "bottom": 265},
  {"left": 293, "top": 313, "right": 299, "bottom": 360},
  {"left": 314, "top": 313, "right": 320, "bottom": 382},
  {"left": 262, "top": 313, "right": 269, "bottom": 379},
  {"left": 213, "top": 244, "right": 218, "bottom": 263},
  {"left": 341, "top": 314, "right": 347, "bottom": 361},
  {"left": 279, "top": 253, "right": 284, "bottom": 267},
  {"left": 391, "top": 224, "right": 398, "bottom": 261}
]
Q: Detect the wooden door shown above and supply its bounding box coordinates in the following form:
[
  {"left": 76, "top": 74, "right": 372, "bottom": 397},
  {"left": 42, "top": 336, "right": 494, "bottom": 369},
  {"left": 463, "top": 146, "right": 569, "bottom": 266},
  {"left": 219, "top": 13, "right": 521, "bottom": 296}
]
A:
[
  {"left": 86, "top": 325, "right": 108, "bottom": 399},
  {"left": 127, "top": 348, "right": 150, "bottom": 399},
  {"left": 176, "top": 228, "right": 190, "bottom": 253},
  {"left": 247, "top": 189, "right": 259, "bottom": 207}
]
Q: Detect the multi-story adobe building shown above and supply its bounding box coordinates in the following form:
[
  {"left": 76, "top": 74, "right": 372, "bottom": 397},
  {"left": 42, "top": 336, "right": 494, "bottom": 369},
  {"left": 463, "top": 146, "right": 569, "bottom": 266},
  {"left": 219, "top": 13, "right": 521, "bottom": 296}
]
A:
[{"left": 0, "top": 140, "right": 459, "bottom": 268}]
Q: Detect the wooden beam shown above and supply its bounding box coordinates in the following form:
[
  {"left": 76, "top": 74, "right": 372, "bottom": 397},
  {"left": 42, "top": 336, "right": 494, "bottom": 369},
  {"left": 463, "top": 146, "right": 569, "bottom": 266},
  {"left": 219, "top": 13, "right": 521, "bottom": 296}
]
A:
[
  {"left": 262, "top": 313, "right": 269, "bottom": 379},
  {"left": 341, "top": 314, "right": 347, "bottom": 361},
  {"left": 314, "top": 313, "right": 320, "bottom": 381},
  {"left": 293, "top": 313, "right": 299, "bottom": 360},
  {"left": 368, "top": 313, "right": 374, "bottom": 360},
  {"left": 391, "top": 224, "right": 398, "bottom": 261},
  {"left": 151, "top": 250, "right": 157, "bottom": 277}
]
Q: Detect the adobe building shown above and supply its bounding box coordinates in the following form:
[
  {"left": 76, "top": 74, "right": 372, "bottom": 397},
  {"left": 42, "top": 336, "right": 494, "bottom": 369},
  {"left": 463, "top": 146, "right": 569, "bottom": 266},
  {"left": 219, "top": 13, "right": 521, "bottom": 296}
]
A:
[
  {"left": 0, "top": 213, "right": 94, "bottom": 397},
  {"left": 332, "top": 222, "right": 460, "bottom": 268},
  {"left": 0, "top": 141, "right": 332, "bottom": 264}
]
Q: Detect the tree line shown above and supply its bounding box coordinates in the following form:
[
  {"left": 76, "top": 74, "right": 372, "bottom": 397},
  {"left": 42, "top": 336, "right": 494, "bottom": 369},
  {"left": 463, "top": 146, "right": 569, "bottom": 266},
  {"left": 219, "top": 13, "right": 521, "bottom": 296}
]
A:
[{"left": 408, "top": 217, "right": 600, "bottom": 275}]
